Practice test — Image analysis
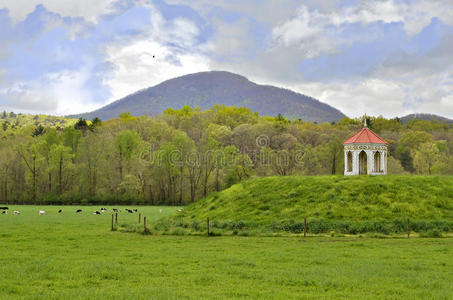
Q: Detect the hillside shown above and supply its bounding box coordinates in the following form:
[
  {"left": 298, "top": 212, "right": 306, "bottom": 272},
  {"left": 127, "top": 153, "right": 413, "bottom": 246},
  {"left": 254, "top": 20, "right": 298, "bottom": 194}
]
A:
[
  {"left": 71, "top": 71, "right": 346, "bottom": 123},
  {"left": 0, "top": 112, "right": 77, "bottom": 129},
  {"left": 400, "top": 113, "right": 453, "bottom": 124},
  {"left": 162, "top": 176, "right": 453, "bottom": 235}
]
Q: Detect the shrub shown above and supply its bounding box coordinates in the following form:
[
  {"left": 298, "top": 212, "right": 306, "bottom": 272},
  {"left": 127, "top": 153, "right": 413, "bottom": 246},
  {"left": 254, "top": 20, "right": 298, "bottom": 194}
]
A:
[
  {"left": 190, "top": 220, "right": 202, "bottom": 231},
  {"left": 419, "top": 229, "right": 443, "bottom": 238},
  {"left": 208, "top": 231, "right": 222, "bottom": 236},
  {"left": 169, "top": 228, "right": 186, "bottom": 236},
  {"left": 229, "top": 221, "right": 246, "bottom": 230}
]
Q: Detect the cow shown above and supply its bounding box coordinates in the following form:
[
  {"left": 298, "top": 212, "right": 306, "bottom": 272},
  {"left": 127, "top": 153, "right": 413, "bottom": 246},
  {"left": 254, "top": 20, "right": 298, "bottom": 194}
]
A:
[
  {"left": 100, "top": 208, "right": 107, "bottom": 212},
  {"left": 58, "top": 209, "right": 62, "bottom": 213},
  {"left": 1, "top": 210, "right": 7, "bottom": 214},
  {"left": 133, "top": 209, "right": 138, "bottom": 212},
  {"left": 13, "top": 210, "right": 20, "bottom": 215},
  {"left": 39, "top": 211, "right": 46, "bottom": 215},
  {"left": 93, "top": 211, "right": 101, "bottom": 215},
  {"left": 126, "top": 209, "right": 133, "bottom": 213},
  {"left": 76, "top": 209, "right": 82, "bottom": 213},
  {"left": 0, "top": 207, "right": 8, "bottom": 210}
]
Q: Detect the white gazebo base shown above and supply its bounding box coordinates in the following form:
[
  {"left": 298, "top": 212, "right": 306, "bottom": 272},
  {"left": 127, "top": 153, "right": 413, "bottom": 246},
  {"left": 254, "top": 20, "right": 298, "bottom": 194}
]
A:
[{"left": 344, "top": 171, "right": 386, "bottom": 176}]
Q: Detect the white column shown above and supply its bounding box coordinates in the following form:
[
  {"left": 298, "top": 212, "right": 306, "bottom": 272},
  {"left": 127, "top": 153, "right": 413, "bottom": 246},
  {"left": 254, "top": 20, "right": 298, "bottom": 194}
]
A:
[
  {"left": 367, "top": 150, "right": 373, "bottom": 175},
  {"left": 353, "top": 151, "right": 360, "bottom": 175},
  {"left": 344, "top": 150, "right": 348, "bottom": 174}
]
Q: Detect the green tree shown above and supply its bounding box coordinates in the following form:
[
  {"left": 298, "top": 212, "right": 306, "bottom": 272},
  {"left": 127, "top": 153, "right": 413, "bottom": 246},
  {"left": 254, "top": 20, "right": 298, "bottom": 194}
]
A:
[
  {"left": 49, "top": 144, "right": 73, "bottom": 195},
  {"left": 300, "top": 145, "right": 320, "bottom": 175},
  {"left": 77, "top": 132, "right": 105, "bottom": 196},
  {"left": 413, "top": 142, "right": 441, "bottom": 175},
  {"left": 115, "top": 130, "right": 142, "bottom": 180},
  {"left": 16, "top": 138, "right": 40, "bottom": 203},
  {"left": 325, "top": 135, "right": 343, "bottom": 174}
]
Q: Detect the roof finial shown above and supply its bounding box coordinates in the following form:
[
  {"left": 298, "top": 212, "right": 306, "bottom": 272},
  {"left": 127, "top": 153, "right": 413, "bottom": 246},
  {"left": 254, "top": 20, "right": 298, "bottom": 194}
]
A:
[{"left": 364, "top": 114, "right": 367, "bottom": 128}]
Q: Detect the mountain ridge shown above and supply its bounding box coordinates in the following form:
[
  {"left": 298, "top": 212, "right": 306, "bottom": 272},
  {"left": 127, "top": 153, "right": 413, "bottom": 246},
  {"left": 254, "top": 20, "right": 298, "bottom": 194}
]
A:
[
  {"left": 69, "top": 71, "right": 346, "bottom": 123},
  {"left": 399, "top": 113, "right": 453, "bottom": 124}
]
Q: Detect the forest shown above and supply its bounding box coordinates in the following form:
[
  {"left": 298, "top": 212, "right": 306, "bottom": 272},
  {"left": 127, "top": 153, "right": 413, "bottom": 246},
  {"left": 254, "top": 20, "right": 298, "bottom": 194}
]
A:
[{"left": 1, "top": 105, "right": 452, "bottom": 205}]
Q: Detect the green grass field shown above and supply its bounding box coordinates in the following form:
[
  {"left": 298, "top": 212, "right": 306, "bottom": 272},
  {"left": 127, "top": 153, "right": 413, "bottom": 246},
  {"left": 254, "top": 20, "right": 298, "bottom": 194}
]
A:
[
  {"left": 168, "top": 176, "right": 453, "bottom": 236},
  {"left": 1, "top": 205, "right": 452, "bottom": 299}
]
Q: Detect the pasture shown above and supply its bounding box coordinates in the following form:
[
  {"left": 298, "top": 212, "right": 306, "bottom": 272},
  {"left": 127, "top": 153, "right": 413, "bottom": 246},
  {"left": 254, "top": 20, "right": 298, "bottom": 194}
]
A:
[
  {"left": 0, "top": 205, "right": 452, "bottom": 299},
  {"left": 169, "top": 176, "right": 453, "bottom": 236}
]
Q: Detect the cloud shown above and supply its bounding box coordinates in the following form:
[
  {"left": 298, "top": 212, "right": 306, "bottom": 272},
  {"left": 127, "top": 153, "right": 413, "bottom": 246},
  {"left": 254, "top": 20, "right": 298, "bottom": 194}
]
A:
[
  {"left": 105, "top": 36, "right": 210, "bottom": 103},
  {"left": 0, "top": 0, "right": 117, "bottom": 23},
  {"left": 0, "top": 69, "right": 102, "bottom": 114},
  {"left": 102, "top": 2, "right": 210, "bottom": 102},
  {"left": 0, "top": 2, "right": 211, "bottom": 115},
  {"left": 207, "top": 0, "right": 453, "bottom": 118},
  {"left": 0, "top": 5, "right": 114, "bottom": 114},
  {"left": 165, "top": 0, "right": 301, "bottom": 27},
  {"left": 1, "top": 0, "right": 453, "bottom": 119}
]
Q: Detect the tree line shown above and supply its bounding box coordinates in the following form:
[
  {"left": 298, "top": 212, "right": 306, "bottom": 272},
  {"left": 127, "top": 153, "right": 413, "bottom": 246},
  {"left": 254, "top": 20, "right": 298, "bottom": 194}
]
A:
[{"left": 0, "top": 105, "right": 452, "bottom": 205}]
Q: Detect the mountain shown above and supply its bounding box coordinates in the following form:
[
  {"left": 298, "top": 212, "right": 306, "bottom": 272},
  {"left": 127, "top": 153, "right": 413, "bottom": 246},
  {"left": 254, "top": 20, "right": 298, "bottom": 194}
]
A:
[
  {"left": 70, "top": 71, "right": 346, "bottom": 123},
  {"left": 400, "top": 113, "right": 453, "bottom": 124}
]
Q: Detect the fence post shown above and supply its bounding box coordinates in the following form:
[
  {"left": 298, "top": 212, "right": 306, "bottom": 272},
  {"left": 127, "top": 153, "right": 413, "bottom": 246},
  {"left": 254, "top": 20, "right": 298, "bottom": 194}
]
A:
[
  {"left": 407, "top": 218, "right": 410, "bottom": 238},
  {"left": 304, "top": 218, "right": 307, "bottom": 237},
  {"left": 207, "top": 217, "right": 210, "bottom": 236},
  {"left": 144, "top": 217, "right": 147, "bottom": 233},
  {"left": 115, "top": 213, "right": 118, "bottom": 225},
  {"left": 111, "top": 214, "right": 114, "bottom": 231},
  {"left": 139, "top": 213, "right": 141, "bottom": 224}
]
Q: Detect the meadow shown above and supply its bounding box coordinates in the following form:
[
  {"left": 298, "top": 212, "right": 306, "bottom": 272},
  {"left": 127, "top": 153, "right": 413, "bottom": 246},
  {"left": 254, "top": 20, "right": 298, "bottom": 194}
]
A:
[
  {"left": 167, "top": 175, "right": 453, "bottom": 236},
  {"left": 1, "top": 205, "right": 452, "bottom": 299}
]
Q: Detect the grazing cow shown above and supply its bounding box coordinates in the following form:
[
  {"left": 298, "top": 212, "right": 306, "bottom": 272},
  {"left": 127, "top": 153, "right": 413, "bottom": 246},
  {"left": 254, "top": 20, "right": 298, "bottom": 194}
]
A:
[
  {"left": 58, "top": 209, "right": 62, "bottom": 213},
  {"left": 0, "top": 206, "right": 8, "bottom": 210},
  {"left": 133, "top": 209, "right": 138, "bottom": 212},
  {"left": 13, "top": 210, "right": 20, "bottom": 215},
  {"left": 76, "top": 209, "right": 82, "bottom": 213},
  {"left": 101, "top": 208, "right": 107, "bottom": 212},
  {"left": 93, "top": 211, "right": 101, "bottom": 215},
  {"left": 39, "top": 210, "right": 46, "bottom": 215},
  {"left": 2, "top": 210, "right": 7, "bottom": 214},
  {"left": 127, "top": 209, "right": 133, "bottom": 213},
  {"left": 112, "top": 208, "right": 119, "bottom": 212}
]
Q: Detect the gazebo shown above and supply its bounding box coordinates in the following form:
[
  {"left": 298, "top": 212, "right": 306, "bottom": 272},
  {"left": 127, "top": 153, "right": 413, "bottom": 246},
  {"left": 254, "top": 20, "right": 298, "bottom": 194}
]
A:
[{"left": 343, "top": 121, "right": 389, "bottom": 175}]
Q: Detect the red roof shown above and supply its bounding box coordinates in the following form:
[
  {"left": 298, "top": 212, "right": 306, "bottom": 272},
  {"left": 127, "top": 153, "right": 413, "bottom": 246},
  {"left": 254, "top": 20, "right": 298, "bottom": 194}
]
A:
[{"left": 343, "top": 127, "right": 389, "bottom": 144}]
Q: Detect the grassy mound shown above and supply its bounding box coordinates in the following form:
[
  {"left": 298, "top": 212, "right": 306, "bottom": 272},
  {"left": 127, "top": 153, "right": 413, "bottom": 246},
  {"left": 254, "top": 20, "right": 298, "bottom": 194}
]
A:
[{"left": 163, "top": 176, "right": 453, "bottom": 235}]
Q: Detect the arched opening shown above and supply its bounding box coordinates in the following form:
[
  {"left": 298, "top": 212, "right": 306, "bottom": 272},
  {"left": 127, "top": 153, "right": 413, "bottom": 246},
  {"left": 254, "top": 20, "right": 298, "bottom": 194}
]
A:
[
  {"left": 359, "top": 151, "right": 367, "bottom": 175},
  {"left": 347, "top": 151, "right": 353, "bottom": 172},
  {"left": 374, "top": 151, "right": 382, "bottom": 173}
]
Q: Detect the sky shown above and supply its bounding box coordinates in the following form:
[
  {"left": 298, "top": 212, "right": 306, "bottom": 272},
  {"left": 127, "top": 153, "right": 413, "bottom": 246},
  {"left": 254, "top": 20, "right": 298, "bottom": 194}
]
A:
[{"left": 0, "top": 0, "right": 453, "bottom": 119}]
